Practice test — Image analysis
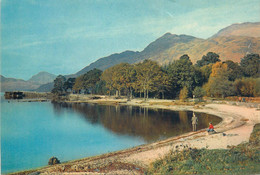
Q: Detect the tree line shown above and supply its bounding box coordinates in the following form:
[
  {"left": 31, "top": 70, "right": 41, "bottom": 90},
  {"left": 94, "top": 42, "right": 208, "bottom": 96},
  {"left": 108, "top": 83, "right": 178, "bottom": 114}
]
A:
[{"left": 52, "top": 52, "right": 260, "bottom": 99}]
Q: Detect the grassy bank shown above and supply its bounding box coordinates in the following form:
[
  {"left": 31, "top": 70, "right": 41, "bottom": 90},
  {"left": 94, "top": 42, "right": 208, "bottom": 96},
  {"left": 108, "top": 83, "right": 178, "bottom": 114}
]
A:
[{"left": 147, "top": 124, "right": 260, "bottom": 174}]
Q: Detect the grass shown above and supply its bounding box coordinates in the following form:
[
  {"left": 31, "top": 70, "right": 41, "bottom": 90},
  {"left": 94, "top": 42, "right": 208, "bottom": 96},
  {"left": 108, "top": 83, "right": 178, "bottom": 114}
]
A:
[{"left": 146, "top": 124, "right": 260, "bottom": 175}]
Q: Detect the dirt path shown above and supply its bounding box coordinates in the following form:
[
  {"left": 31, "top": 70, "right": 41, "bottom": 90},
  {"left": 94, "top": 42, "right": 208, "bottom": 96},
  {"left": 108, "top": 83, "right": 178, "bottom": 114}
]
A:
[{"left": 12, "top": 101, "right": 260, "bottom": 175}]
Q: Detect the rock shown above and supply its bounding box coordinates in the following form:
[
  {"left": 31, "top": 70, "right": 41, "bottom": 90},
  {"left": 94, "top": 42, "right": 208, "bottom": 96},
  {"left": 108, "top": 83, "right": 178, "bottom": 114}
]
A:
[{"left": 48, "top": 156, "right": 60, "bottom": 165}]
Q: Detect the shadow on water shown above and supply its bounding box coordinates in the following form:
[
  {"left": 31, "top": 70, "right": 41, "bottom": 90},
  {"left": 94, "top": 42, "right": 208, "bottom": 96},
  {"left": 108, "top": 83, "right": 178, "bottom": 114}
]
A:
[{"left": 52, "top": 102, "right": 222, "bottom": 143}]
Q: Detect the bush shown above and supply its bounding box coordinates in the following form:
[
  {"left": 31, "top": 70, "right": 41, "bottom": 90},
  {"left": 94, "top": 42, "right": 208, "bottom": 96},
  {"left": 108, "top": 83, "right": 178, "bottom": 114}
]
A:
[
  {"left": 179, "top": 87, "right": 188, "bottom": 102},
  {"left": 234, "top": 78, "right": 260, "bottom": 97},
  {"left": 48, "top": 156, "right": 60, "bottom": 165}
]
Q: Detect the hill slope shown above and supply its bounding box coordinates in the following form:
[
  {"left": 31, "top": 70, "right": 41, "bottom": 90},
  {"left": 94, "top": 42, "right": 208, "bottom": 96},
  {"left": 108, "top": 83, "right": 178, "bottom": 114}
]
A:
[
  {"left": 212, "top": 22, "right": 260, "bottom": 38},
  {"left": 75, "top": 22, "right": 260, "bottom": 76},
  {"left": 76, "top": 33, "right": 200, "bottom": 76},
  {"left": 0, "top": 72, "right": 56, "bottom": 92},
  {"left": 150, "top": 36, "right": 260, "bottom": 64},
  {"left": 28, "top": 71, "right": 56, "bottom": 85}
]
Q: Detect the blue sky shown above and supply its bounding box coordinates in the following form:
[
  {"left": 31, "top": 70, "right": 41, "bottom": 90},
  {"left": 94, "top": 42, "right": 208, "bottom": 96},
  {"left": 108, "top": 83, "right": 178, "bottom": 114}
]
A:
[{"left": 1, "top": 0, "right": 259, "bottom": 80}]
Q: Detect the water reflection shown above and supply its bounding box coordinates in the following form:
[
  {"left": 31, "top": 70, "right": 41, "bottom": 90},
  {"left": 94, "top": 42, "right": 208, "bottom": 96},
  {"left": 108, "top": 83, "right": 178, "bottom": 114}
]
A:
[{"left": 52, "top": 102, "right": 222, "bottom": 143}]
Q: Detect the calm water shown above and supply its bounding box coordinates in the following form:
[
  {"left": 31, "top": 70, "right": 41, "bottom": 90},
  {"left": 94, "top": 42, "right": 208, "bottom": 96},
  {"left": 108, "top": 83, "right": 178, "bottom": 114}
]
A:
[{"left": 1, "top": 96, "right": 221, "bottom": 174}]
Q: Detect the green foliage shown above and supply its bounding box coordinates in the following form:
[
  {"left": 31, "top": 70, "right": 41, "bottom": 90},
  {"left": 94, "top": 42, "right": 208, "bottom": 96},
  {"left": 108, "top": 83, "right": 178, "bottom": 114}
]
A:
[
  {"left": 179, "top": 86, "right": 188, "bottom": 102},
  {"left": 147, "top": 124, "right": 260, "bottom": 174},
  {"left": 234, "top": 78, "right": 260, "bottom": 97},
  {"left": 196, "top": 52, "right": 221, "bottom": 67},
  {"left": 224, "top": 60, "right": 243, "bottom": 81},
  {"left": 94, "top": 80, "right": 108, "bottom": 95},
  {"left": 73, "top": 68, "right": 102, "bottom": 94},
  {"left": 52, "top": 75, "right": 66, "bottom": 94},
  {"left": 179, "top": 54, "right": 190, "bottom": 61},
  {"left": 193, "top": 86, "right": 205, "bottom": 99},
  {"left": 200, "top": 64, "right": 213, "bottom": 83},
  {"left": 63, "top": 78, "right": 76, "bottom": 92},
  {"left": 167, "top": 55, "right": 203, "bottom": 97},
  {"left": 240, "top": 54, "right": 260, "bottom": 78}
]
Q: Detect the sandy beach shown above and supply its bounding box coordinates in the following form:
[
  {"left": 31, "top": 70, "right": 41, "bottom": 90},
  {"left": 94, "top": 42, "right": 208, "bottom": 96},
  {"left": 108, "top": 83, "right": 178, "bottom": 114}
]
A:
[{"left": 11, "top": 98, "right": 260, "bottom": 175}]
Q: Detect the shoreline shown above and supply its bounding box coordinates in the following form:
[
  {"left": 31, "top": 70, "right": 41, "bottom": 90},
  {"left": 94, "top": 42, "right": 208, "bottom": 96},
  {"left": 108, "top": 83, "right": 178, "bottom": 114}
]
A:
[{"left": 9, "top": 97, "right": 260, "bottom": 175}]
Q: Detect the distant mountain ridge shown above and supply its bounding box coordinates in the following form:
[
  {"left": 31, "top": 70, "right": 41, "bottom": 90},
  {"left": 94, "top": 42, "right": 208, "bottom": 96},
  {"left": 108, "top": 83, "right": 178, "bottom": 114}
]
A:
[
  {"left": 28, "top": 71, "right": 57, "bottom": 85},
  {"left": 76, "top": 33, "right": 199, "bottom": 76},
  {"left": 0, "top": 72, "right": 56, "bottom": 92},
  {"left": 2, "top": 22, "right": 259, "bottom": 92},
  {"left": 76, "top": 22, "right": 260, "bottom": 76},
  {"left": 212, "top": 22, "right": 260, "bottom": 38}
]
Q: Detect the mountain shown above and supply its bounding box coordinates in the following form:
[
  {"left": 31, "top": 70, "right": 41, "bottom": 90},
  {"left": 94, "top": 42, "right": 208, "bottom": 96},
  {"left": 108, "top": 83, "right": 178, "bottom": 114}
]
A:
[
  {"left": 35, "top": 82, "right": 54, "bottom": 92},
  {"left": 0, "top": 75, "right": 39, "bottom": 92},
  {"left": 28, "top": 71, "right": 57, "bottom": 85},
  {"left": 0, "top": 72, "right": 56, "bottom": 92},
  {"left": 76, "top": 33, "right": 200, "bottom": 76},
  {"left": 76, "top": 51, "right": 140, "bottom": 76},
  {"left": 76, "top": 22, "right": 260, "bottom": 75},
  {"left": 212, "top": 22, "right": 260, "bottom": 38},
  {"left": 149, "top": 35, "right": 260, "bottom": 64}
]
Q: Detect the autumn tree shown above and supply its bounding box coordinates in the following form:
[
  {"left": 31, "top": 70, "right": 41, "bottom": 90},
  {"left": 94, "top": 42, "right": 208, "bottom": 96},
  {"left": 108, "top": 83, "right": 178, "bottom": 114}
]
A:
[
  {"left": 101, "top": 66, "right": 116, "bottom": 96},
  {"left": 179, "top": 86, "right": 188, "bottom": 102},
  {"left": 204, "top": 62, "right": 235, "bottom": 98},
  {"left": 134, "top": 60, "right": 163, "bottom": 99},
  {"left": 111, "top": 63, "right": 136, "bottom": 98},
  {"left": 196, "top": 52, "right": 221, "bottom": 67}
]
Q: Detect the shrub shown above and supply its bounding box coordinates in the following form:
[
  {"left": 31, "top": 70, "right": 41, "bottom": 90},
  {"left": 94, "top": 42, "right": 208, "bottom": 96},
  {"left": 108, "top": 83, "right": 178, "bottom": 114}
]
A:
[
  {"left": 234, "top": 78, "right": 260, "bottom": 97},
  {"left": 179, "top": 87, "right": 188, "bottom": 102}
]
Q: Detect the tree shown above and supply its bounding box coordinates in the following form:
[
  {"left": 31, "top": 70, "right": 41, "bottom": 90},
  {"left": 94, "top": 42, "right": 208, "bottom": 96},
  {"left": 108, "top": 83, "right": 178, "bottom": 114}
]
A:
[
  {"left": 63, "top": 78, "right": 76, "bottom": 92},
  {"left": 203, "top": 62, "right": 235, "bottom": 98},
  {"left": 157, "top": 71, "right": 171, "bottom": 99},
  {"left": 101, "top": 67, "right": 115, "bottom": 96},
  {"left": 111, "top": 63, "right": 136, "bottom": 98},
  {"left": 167, "top": 55, "right": 203, "bottom": 98},
  {"left": 234, "top": 78, "right": 260, "bottom": 97},
  {"left": 193, "top": 87, "right": 205, "bottom": 100},
  {"left": 83, "top": 68, "right": 102, "bottom": 94},
  {"left": 240, "top": 53, "right": 260, "bottom": 78},
  {"left": 52, "top": 75, "right": 66, "bottom": 94},
  {"left": 94, "top": 80, "right": 108, "bottom": 95},
  {"left": 196, "top": 52, "right": 221, "bottom": 67},
  {"left": 134, "top": 60, "right": 162, "bottom": 99},
  {"left": 73, "top": 69, "right": 102, "bottom": 94},
  {"left": 73, "top": 76, "right": 84, "bottom": 93},
  {"left": 224, "top": 60, "right": 243, "bottom": 81},
  {"left": 179, "top": 86, "right": 188, "bottom": 102},
  {"left": 180, "top": 54, "right": 190, "bottom": 61},
  {"left": 200, "top": 63, "right": 213, "bottom": 83}
]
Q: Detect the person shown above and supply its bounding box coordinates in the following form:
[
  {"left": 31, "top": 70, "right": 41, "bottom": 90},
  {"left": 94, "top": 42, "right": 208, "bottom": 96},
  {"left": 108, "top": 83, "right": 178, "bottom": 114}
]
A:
[
  {"left": 191, "top": 112, "right": 198, "bottom": 131},
  {"left": 207, "top": 122, "right": 214, "bottom": 132}
]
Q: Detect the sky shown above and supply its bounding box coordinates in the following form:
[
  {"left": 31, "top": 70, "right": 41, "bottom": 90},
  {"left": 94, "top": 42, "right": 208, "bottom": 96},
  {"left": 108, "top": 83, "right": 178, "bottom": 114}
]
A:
[{"left": 1, "top": 0, "right": 260, "bottom": 80}]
